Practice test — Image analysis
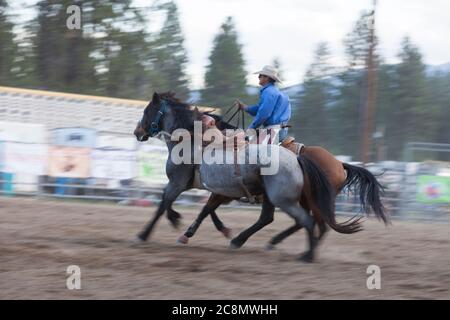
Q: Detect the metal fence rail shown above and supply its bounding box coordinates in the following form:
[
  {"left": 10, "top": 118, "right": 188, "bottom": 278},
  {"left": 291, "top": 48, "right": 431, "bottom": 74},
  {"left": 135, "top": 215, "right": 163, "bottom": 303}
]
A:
[{"left": 1, "top": 178, "right": 449, "bottom": 223}]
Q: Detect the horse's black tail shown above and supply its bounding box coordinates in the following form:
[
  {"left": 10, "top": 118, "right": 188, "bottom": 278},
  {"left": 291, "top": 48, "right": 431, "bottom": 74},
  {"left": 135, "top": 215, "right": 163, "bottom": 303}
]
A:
[
  {"left": 342, "top": 163, "right": 389, "bottom": 224},
  {"left": 297, "top": 155, "right": 363, "bottom": 234}
]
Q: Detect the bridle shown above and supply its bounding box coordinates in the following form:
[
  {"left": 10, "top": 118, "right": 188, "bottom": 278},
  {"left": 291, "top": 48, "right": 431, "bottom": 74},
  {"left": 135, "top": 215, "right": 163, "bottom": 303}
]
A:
[{"left": 141, "top": 99, "right": 169, "bottom": 137}]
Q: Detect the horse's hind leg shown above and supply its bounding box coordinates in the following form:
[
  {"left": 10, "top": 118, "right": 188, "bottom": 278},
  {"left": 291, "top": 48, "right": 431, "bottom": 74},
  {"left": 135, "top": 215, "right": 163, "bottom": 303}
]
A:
[
  {"left": 137, "top": 182, "right": 186, "bottom": 242},
  {"left": 210, "top": 210, "right": 232, "bottom": 238},
  {"left": 229, "top": 194, "right": 275, "bottom": 249},
  {"left": 178, "top": 194, "right": 231, "bottom": 244},
  {"left": 279, "top": 202, "right": 317, "bottom": 262},
  {"left": 266, "top": 223, "right": 303, "bottom": 250},
  {"left": 317, "top": 221, "right": 329, "bottom": 241},
  {"left": 267, "top": 219, "right": 327, "bottom": 250}
]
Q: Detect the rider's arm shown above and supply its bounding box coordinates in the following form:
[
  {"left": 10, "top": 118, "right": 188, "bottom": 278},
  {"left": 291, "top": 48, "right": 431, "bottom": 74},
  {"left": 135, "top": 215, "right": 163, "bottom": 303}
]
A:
[
  {"left": 248, "top": 91, "right": 278, "bottom": 129},
  {"left": 244, "top": 104, "right": 259, "bottom": 116}
]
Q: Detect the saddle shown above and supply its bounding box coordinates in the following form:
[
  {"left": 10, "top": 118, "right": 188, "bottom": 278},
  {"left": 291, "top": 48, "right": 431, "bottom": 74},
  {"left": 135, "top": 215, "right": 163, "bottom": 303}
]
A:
[
  {"left": 281, "top": 136, "right": 305, "bottom": 156},
  {"left": 198, "top": 133, "right": 305, "bottom": 205}
]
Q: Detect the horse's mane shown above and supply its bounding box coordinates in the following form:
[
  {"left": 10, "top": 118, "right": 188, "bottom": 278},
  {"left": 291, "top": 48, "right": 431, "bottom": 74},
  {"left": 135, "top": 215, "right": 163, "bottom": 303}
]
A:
[
  {"left": 159, "top": 91, "right": 198, "bottom": 131},
  {"left": 159, "top": 91, "right": 236, "bottom": 131}
]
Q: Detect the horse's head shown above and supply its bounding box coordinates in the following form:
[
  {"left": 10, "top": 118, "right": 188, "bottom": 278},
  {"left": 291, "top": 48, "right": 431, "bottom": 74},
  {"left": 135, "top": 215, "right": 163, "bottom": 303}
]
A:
[
  {"left": 134, "top": 92, "right": 166, "bottom": 141},
  {"left": 134, "top": 92, "right": 201, "bottom": 142}
]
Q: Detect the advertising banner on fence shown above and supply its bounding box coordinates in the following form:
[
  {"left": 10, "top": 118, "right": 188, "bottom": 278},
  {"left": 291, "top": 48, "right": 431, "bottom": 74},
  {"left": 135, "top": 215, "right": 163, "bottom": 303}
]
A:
[
  {"left": 51, "top": 127, "right": 97, "bottom": 148},
  {"left": 48, "top": 146, "right": 91, "bottom": 178},
  {"left": 91, "top": 149, "right": 137, "bottom": 180},
  {"left": 95, "top": 135, "right": 137, "bottom": 151},
  {"left": 416, "top": 175, "right": 450, "bottom": 203},
  {"left": 12, "top": 173, "right": 40, "bottom": 192},
  {"left": 0, "top": 121, "right": 48, "bottom": 144},
  {"left": 3, "top": 142, "right": 48, "bottom": 175},
  {"left": 137, "top": 144, "right": 168, "bottom": 185},
  {"left": 0, "top": 140, "right": 4, "bottom": 171}
]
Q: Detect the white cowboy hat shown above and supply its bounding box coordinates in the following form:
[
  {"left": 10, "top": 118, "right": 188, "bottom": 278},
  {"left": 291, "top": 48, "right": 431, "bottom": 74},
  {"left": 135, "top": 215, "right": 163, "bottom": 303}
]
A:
[{"left": 254, "top": 65, "right": 282, "bottom": 83}]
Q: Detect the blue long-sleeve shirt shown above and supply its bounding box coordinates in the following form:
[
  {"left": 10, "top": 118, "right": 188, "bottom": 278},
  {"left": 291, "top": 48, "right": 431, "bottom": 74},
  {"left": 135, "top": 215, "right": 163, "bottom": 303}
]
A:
[{"left": 245, "top": 83, "right": 291, "bottom": 129}]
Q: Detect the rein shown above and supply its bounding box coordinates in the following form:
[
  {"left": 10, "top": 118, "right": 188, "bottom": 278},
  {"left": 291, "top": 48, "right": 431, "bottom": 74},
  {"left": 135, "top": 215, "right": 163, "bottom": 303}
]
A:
[{"left": 223, "top": 104, "right": 245, "bottom": 130}]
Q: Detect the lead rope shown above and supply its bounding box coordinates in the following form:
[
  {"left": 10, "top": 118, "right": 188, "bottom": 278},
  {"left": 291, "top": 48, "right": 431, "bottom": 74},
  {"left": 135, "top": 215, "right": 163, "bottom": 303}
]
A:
[{"left": 233, "top": 105, "right": 255, "bottom": 203}]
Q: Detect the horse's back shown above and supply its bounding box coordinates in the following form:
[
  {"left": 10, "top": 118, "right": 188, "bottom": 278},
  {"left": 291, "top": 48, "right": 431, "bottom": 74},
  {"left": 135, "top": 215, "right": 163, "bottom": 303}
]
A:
[{"left": 302, "top": 146, "right": 346, "bottom": 190}]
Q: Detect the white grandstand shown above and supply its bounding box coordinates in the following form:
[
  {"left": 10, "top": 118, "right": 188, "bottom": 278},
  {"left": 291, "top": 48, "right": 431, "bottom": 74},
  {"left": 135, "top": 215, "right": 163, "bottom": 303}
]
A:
[{"left": 0, "top": 86, "right": 145, "bottom": 136}]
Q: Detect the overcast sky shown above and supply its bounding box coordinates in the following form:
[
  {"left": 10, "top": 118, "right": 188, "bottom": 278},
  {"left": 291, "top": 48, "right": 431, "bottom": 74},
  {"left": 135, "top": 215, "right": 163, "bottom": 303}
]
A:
[
  {"left": 15, "top": 0, "right": 450, "bottom": 89},
  {"left": 160, "top": 0, "right": 450, "bottom": 89}
]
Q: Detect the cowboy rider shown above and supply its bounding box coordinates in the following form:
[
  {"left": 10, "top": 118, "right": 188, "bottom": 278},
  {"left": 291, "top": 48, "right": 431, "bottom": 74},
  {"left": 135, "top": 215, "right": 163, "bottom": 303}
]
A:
[{"left": 235, "top": 65, "right": 291, "bottom": 143}]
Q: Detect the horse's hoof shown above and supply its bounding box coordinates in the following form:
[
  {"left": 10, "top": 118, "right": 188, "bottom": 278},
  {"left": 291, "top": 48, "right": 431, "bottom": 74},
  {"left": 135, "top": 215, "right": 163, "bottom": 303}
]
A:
[
  {"left": 221, "top": 227, "right": 232, "bottom": 239},
  {"left": 298, "top": 252, "right": 314, "bottom": 263},
  {"left": 168, "top": 211, "right": 182, "bottom": 230},
  {"left": 169, "top": 219, "right": 181, "bottom": 230},
  {"left": 265, "top": 243, "right": 276, "bottom": 251},
  {"left": 177, "top": 234, "right": 189, "bottom": 244},
  {"left": 228, "top": 241, "right": 242, "bottom": 250},
  {"left": 133, "top": 235, "right": 146, "bottom": 244}
]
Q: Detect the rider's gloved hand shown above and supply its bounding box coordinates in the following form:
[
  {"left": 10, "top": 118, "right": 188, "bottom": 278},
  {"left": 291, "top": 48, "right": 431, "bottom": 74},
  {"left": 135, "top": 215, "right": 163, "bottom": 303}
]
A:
[{"left": 233, "top": 99, "right": 247, "bottom": 110}]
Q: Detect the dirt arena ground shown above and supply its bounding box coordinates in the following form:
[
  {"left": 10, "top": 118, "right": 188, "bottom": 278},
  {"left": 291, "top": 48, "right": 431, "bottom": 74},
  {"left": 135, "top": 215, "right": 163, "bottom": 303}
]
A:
[{"left": 0, "top": 197, "right": 449, "bottom": 299}]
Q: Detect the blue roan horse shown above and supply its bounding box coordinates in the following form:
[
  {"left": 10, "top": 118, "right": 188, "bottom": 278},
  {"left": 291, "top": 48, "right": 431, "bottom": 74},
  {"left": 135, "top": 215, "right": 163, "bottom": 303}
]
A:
[{"left": 133, "top": 92, "right": 388, "bottom": 262}]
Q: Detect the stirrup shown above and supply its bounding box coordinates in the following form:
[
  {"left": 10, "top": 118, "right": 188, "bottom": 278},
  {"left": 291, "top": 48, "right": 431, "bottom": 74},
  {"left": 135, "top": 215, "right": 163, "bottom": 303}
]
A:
[{"left": 236, "top": 176, "right": 256, "bottom": 204}]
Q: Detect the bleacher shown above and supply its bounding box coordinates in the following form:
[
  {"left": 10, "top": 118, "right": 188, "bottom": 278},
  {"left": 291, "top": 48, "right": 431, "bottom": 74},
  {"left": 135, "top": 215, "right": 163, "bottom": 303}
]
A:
[{"left": 0, "top": 86, "right": 144, "bottom": 135}]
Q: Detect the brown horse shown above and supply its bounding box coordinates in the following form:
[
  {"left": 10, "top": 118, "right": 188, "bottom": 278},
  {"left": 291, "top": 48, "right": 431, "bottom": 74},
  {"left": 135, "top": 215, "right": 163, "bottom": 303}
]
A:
[{"left": 178, "top": 143, "right": 388, "bottom": 250}]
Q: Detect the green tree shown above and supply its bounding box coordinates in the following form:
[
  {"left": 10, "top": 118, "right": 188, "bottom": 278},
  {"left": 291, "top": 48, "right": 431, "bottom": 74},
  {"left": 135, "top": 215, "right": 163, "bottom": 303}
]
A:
[
  {"left": 102, "top": 30, "right": 152, "bottom": 99},
  {"left": 388, "top": 37, "right": 430, "bottom": 159},
  {"left": 428, "top": 72, "right": 450, "bottom": 148},
  {"left": 332, "top": 10, "right": 380, "bottom": 158},
  {"left": 202, "top": 17, "right": 248, "bottom": 110},
  {"left": 0, "top": 0, "right": 17, "bottom": 85},
  {"left": 293, "top": 42, "right": 334, "bottom": 148},
  {"left": 150, "top": 1, "right": 190, "bottom": 100},
  {"left": 343, "top": 9, "right": 379, "bottom": 70},
  {"left": 91, "top": 2, "right": 152, "bottom": 99},
  {"left": 32, "top": 0, "right": 96, "bottom": 93},
  {"left": 272, "top": 57, "right": 284, "bottom": 81}
]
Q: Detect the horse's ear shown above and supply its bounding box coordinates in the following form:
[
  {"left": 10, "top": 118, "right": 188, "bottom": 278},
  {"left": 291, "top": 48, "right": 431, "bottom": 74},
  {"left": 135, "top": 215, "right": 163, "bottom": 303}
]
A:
[
  {"left": 193, "top": 107, "right": 202, "bottom": 120},
  {"left": 152, "top": 92, "right": 160, "bottom": 105}
]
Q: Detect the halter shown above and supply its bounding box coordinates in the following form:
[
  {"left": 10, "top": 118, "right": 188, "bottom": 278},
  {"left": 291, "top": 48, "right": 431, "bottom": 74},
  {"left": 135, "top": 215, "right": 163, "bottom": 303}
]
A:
[{"left": 148, "top": 99, "right": 169, "bottom": 137}]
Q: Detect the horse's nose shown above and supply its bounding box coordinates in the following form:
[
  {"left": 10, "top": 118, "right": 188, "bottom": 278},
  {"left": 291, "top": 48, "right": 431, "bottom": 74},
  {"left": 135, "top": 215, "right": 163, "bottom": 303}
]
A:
[{"left": 133, "top": 127, "right": 143, "bottom": 140}]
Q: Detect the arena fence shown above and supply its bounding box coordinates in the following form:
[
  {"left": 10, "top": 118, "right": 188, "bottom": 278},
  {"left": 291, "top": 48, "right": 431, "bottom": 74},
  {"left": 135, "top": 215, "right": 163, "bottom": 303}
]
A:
[
  {"left": 1, "top": 86, "right": 449, "bottom": 222},
  {"left": 1, "top": 169, "right": 449, "bottom": 223}
]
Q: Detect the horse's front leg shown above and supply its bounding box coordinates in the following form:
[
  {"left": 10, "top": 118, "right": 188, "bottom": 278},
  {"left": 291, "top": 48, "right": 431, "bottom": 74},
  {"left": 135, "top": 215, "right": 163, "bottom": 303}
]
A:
[
  {"left": 167, "top": 206, "right": 182, "bottom": 229},
  {"left": 178, "top": 194, "right": 232, "bottom": 244},
  {"left": 229, "top": 194, "right": 275, "bottom": 249},
  {"left": 137, "top": 182, "right": 186, "bottom": 242}
]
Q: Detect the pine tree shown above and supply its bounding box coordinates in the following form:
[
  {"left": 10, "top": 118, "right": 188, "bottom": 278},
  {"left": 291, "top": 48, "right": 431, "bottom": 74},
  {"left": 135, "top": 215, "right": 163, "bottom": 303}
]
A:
[
  {"left": 150, "top": 1, "right": 190, "bottom": 100},
  {"left": 0, "top": 0, "right": 17, "bottom": 85},
  {"left": 333, "top": 10, "right": 380, "bottom": 158},
  {"left": 428, "top": 72, "right": 450, "bottom": 149},
  {"left": 33, "top": 0, "right": 96, "bottom": 93},
  {"left": 389, "top": 37, "right": 431, "bottom": 159},
  {"left": 93, "top": 2, "right": 152, "bottom": 99},
  {"left": 292, "top": 42, "right": 334, "bottom": 148},
  {"left": 344, "top": 9, "right": 379, "bottom": 70},
  {"left": 202, "top": 17, "right": 248, "bottom": 110},
  {"left": 103, "top": 30, "right": 152, "bottom": 99},
  {"left": 272, "top": 57, "right": 284, "bottom": 81}
]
